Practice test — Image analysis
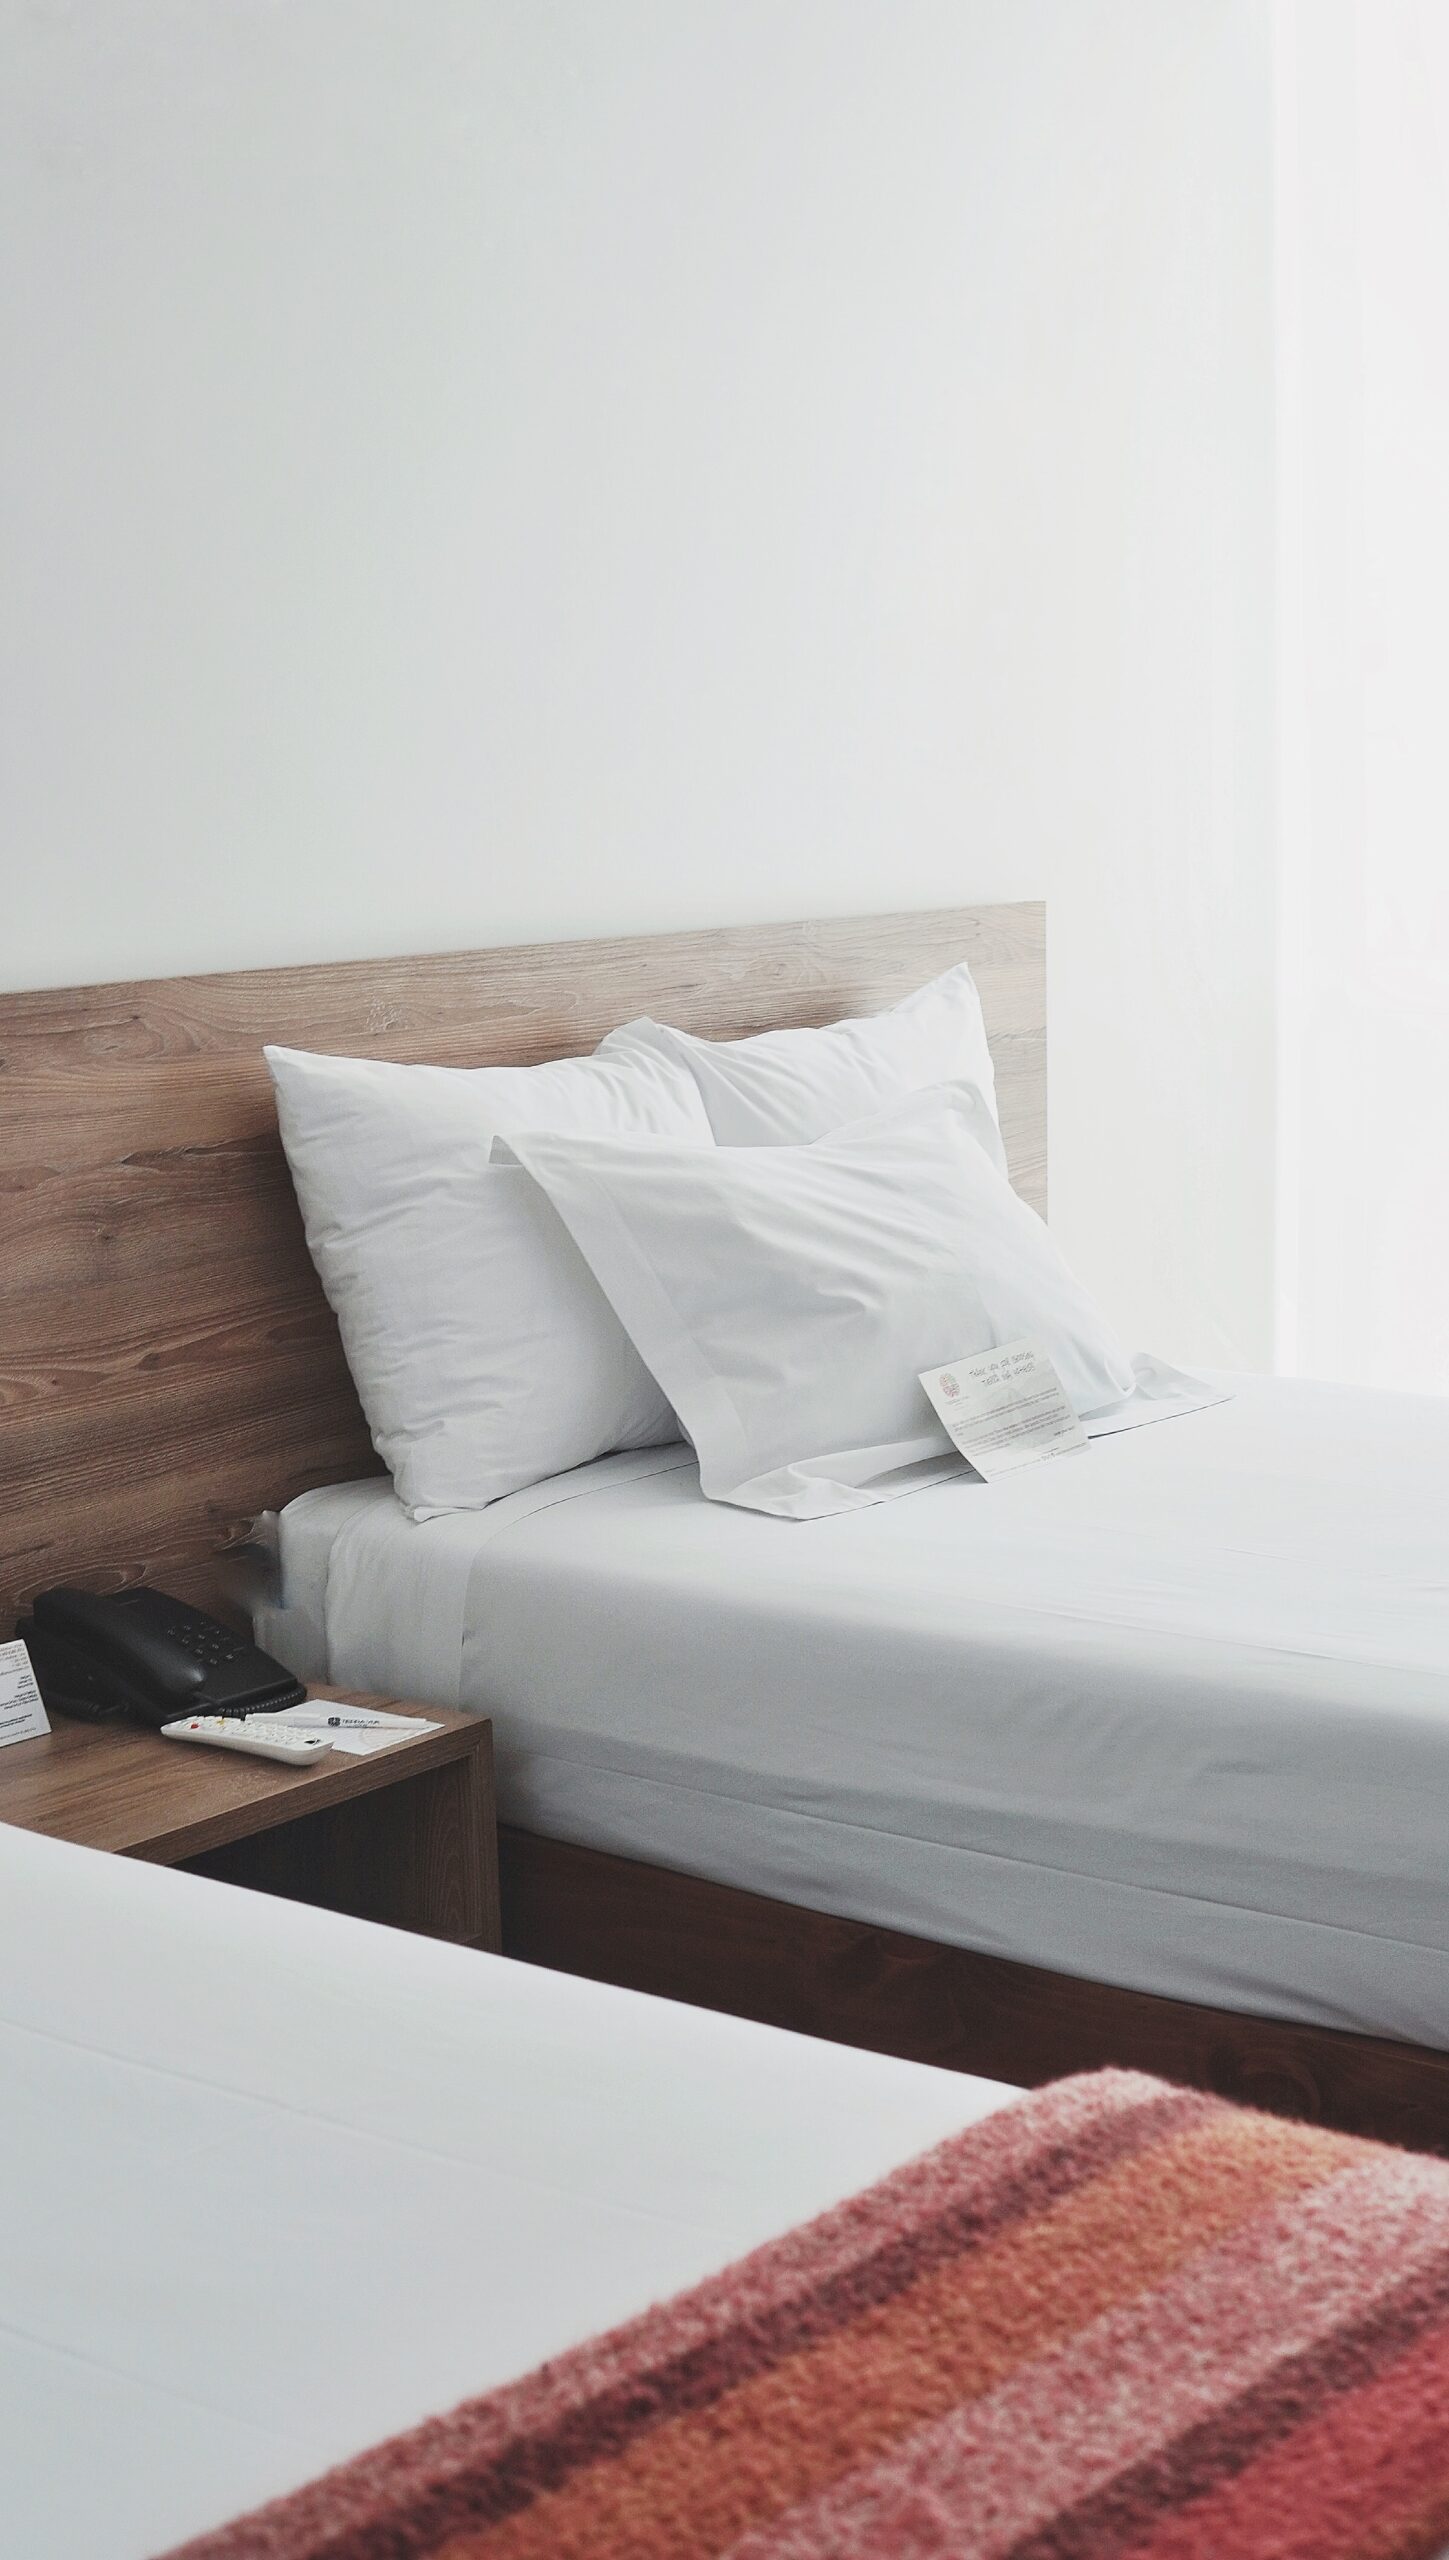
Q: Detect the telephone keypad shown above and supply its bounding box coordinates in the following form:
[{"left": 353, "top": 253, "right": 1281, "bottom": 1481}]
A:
[{"left": 163, "top": 1620, "right": 247, "bottom": 1667}]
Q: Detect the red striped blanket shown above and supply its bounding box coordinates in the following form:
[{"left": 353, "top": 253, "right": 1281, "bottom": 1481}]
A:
[{"left": 170, "top": 2068, "right": 1449, "bottom": 2560}]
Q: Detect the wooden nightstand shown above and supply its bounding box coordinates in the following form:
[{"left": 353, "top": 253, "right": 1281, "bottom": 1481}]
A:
[{"left": 0, "top": 1685, "right": 500, "bottom": 1950}]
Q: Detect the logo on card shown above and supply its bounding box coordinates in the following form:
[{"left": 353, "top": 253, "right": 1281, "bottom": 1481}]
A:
[{"left": 939, "top": 1372, "right": 960, "bottom": 1400}]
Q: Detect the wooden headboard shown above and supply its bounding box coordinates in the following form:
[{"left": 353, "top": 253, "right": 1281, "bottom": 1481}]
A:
[{"left": 0, "top": 902, "right": 1044, "bottom": 1625}]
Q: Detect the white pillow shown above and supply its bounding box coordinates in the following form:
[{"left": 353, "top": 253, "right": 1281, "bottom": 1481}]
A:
[
  {"left": 502, "top": 1084, "right": 1137, "bottom": 1519},
  {"left": 601, "top": 962, "right": 1006, "bottom": 1169},
  {"left": 267, "top": 1042, "right": 709, "bottom": 1517}
]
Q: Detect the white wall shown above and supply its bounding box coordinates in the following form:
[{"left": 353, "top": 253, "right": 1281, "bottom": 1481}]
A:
[
  {"left": 1, "top": 0, "right": 1274, "bottom": 1367},
  {"left": 1275, "top": 0, "right": 1449, "bottom": 1393}
]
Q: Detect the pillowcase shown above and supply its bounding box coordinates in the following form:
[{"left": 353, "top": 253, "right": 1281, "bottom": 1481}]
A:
[
  {"left": 267, "top": 1041, "right": 710, "bottom": 1518},
  {"left": 600, "top": 962, "right": 1005, "bottom": 1169},
  {"left": 502, "top": 1084, "right": 1137, "bottom": 1520}
]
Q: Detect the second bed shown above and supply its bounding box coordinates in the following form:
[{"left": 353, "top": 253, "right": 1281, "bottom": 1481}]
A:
[{"left": 264, "top": 1369, "right": 1449, "bottom": 2059}]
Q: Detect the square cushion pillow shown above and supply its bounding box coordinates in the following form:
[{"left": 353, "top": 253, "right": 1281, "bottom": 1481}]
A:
[
  {"left": 502, "top": 1083, "right": 1142, "bottom": 1520},
  {"left": 267, "top": 1040, "right": 709, "bottom": 1518},
  {"left": 600, "top": 962, "right": 1006, "bottom": 1170}
]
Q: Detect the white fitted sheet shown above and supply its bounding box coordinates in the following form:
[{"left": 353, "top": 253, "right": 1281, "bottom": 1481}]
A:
[
  {"left": 264, "top": 1373, "right": 1449, "bottom": 2052},
  {"left": 0, "top": 1824, "right": 1011, "bottom": 2560}
]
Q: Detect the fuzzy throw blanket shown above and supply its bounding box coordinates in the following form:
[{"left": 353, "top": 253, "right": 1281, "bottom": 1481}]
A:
[{"left": 169, "top": 2067, "right": 1449, "bottom": 2560}]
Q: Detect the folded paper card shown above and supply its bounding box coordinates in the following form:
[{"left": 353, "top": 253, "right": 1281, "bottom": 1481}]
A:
[
  {"left": 919, "top": 1338, "right": 1087, "bottom": 1479},
  {"left": 0, "top": 1639, "right": 50, "bottom": 1750}
]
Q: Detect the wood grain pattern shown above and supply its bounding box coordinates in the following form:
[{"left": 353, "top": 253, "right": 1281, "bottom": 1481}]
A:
[
  {"left": 0, "top": 1682, "right": 479, "bottom": 1855},
  {"left": 498, "top": 1828, "right": 1449, "bottom": 2157},
  {"left": 187, "top": 1751, "right": 495, "bottom": 1948},
  {"left": 0, "top": 903, "right": 1044, "bottom": 1626},
  {"left": 0, "top": 1686, "right": 501, "bottom": 1949}
]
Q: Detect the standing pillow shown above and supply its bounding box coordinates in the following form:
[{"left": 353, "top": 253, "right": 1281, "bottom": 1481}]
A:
[
  {"left": 267, "top": 1041, "right": 709, "bottom": 1518},
  {"left": 600, "top": 961, "right": 1005, "bottom": 1168},
  {"left": 502, "top": 1085, "right": 1139, "bottom": 1520}
]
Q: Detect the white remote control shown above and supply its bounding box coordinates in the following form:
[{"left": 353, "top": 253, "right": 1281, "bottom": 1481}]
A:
[{"left": 160, "top": 1714, "right": 335, "bottom": 1767}]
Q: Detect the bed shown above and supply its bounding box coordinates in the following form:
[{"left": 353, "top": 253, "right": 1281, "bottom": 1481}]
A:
[
  {"left": 4, "top": 902, "right": 1448, "bottom": 2152},
  {"left": 0, "top": 1819, "right": 1013, "bottom": 2560},
  {"left": 260, "top": 1368, "right": 1449, "bottom": 2063}
]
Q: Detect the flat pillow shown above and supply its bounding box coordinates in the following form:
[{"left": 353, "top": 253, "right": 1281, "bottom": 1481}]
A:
[
  {"left": 501, "top": 1084, "right": 1138, "bottom": 1520},
  {"left": 600, "top": 962, "right": 1005, "bottom": 1169},
  {"left": 267, "top": 1041, "right": 709, "bottom": 1518}
]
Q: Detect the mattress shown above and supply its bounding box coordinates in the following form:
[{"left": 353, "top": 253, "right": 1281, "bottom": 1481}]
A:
[
  {"left": 263, "top": 1372, "right": 1449, "bottom": 2053},
  {"left": 0, "top": 1824, "right": 1010, "bottom": 2560}
]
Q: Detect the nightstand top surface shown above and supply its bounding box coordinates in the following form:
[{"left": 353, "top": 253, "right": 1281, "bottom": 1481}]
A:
[{"left": 0, "top": 1685, "right": 488, "bottom": 1864}]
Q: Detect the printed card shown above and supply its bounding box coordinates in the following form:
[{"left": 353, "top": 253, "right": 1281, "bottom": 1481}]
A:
[
  {"left": 0, "top": 1637, "right": 51, "bottom": 1750},
  {"left": 919, "top": 1338, "right": 1087, "bottom": 1480}
]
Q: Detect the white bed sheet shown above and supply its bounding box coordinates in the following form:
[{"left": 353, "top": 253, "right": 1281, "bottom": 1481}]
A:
[
  {"left": 0, "top": 1825, "right": 1011, "bottom": 2560},
  {"left": 264, "top": 1373, "right": 1449, "bottom": 2051}
]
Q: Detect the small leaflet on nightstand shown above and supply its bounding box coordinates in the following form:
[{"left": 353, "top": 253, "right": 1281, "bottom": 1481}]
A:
[
  {"left": 266, "top": 1701, "right": 443, "bottom": 1757},
  {"left": 0, "top": 1638, "right": 51, "bottom": 1750}
]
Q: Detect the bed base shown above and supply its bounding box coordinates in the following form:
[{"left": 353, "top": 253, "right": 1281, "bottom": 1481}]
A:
[{"left": 499, "top": 1826, "right": 1449, "bottom": 2157}]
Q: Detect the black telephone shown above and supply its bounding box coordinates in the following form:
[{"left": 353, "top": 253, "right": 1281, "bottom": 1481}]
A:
[{"left": 16, "top": 1587, "right": 306, "bottom": 1727}]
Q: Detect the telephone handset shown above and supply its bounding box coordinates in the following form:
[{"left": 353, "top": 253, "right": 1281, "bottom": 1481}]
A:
[{"left": 16, "top": 1586, "right": 305, "bottom": 1727}]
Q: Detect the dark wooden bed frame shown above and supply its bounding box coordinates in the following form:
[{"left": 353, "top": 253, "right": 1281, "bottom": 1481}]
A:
[
  {"left": 5, "top": 900, "right": 1447, "bottom": 2153},
  {"left": 499, "top": 1830, "right": 1449, "bottom": 2156}
]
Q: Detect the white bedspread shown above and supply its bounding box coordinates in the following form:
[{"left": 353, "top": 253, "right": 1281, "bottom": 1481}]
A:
[
  {"left": 266, "top": 1373, "right": 1449, "bottom": 2050},
  {"left": 0, "top": 1826, "right": 1010, "bottom": 2559}
]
